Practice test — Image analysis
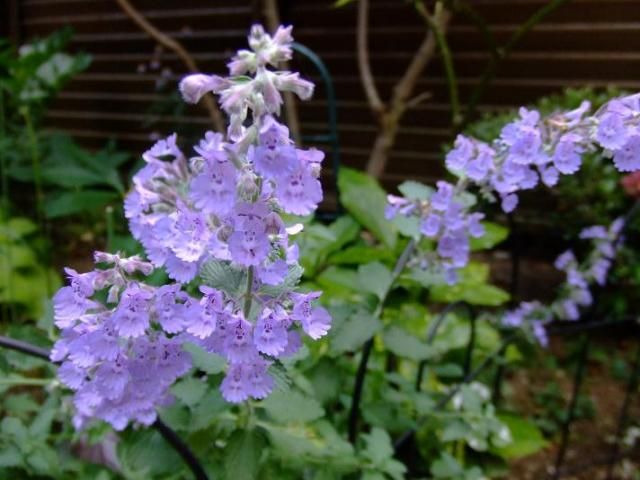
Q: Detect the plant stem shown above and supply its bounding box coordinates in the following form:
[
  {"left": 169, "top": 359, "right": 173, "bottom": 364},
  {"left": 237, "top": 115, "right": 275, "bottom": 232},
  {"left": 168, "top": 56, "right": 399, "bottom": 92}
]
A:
[
  {"left": 0, "top": 377, "right": 52, "bottom": 387},
  {"left": 348, "top": 238, "right": 416, "bottom": 444},
  {"left": 21, "top": 108, "right": 44, "bottom": 226},
  {"left": 462, "top": 0, "right": 571, "bottom": 127},
  {"left": 396, "top": 333, "right": 517, "bottom": 453},
  {"left": 243, "top": 266, "right": 254, "bottom": 319},
  {"left": 416, "top": 1, "right": 460, "bottom": 129}
]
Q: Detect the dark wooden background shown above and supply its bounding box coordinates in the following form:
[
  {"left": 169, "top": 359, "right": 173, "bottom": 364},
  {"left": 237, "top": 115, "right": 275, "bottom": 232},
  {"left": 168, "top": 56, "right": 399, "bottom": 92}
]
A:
[{"left": 3, "top": 0, "right": 640, "bottom": 201}]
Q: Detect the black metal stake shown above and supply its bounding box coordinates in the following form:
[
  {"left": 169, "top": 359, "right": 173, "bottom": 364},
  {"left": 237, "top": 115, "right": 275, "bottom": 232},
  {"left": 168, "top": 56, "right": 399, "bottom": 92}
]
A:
[
  {"left": 463, "top": 311, "right": 477, "bottom": 376},
  {"left": 550, "top": 333, "right": 592, "bottom": 480},
  {"left": 605, "top": 342, "right": 640, "bottom": 480},
  {"left": 0, "top": 335, "right": 209, "bottom": 480}
]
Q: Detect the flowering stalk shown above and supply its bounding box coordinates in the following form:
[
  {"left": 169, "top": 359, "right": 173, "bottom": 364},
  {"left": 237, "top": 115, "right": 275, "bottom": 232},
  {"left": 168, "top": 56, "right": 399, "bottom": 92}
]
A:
[
  {"left": 387, "top": 94, "right": 640, "bottom": 284},
  {"left": 503, "top": 201, "right": 640, "bottom": 345},
  {"left": 50, "top": 25, "right": 332, "bottom": 431}
]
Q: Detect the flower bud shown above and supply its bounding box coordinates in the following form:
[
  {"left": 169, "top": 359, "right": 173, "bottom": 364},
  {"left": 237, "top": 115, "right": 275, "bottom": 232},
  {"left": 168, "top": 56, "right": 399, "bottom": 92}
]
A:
[
  {"left": 179, "top": 74, "right": 224, "bottom": 104},
  {"left": 237, "top": 171, "right": 260, "bottom": 202}
]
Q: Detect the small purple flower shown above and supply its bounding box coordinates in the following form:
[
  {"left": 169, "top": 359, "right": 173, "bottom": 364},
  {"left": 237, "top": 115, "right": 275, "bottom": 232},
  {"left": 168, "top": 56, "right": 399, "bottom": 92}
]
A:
[
  {"left": 291, "top": 292, "right": 331, "bottom": 339},
  {"left": 111, "top": 284, "right": 153, "bottom": 338},
  {"left": 501, "top": 194, "right": 518, "bottom": 213},
  {"left": 446, "top": 135, "right": 474, "bottom": 171},
  {"left": 189, "top": 160, "right": 237, "bottom": 216},
  {"left": 430, "top": 181, "right": 454, "bottom": 212},
  {"left": 613, "top": 135, "right": 640, "bottom": 172},
  {"left": 275, "top": 164, "right": 323, "bottom": 215},
  {"left": 553, "top": 133, "right": 582, "bottom": 174},
  {"left": 596, "top": 112, "right": 628, "bottom": 150},
  {"left": 229, "top": 218, "right": 271, "bottom": 267},
  {"left": 253, "top": 309, "right": 288, "bottom": 356}
]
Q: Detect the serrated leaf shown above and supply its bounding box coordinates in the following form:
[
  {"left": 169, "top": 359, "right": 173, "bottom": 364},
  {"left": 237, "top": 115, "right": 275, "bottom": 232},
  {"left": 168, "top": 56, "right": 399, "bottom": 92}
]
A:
[
  {"left": 470, "top": 222, "right": 509, "bottom": 251},
  {"left": 183, "top": 343, "right": 225, "bottom": 374},
  {"left": 492, "top": 414, "right": 548, "bottom": 459},
  {"left": 171, "top": 377, "right": 208, "bottom": 406},
  {"left": 330, "top": 310, "right": 383, "bottom": 354},
  {"left": 328, "top": 245, "right": 393, "bottom": 265},
  {"left": 259, "top": 263, "right": 303, "bottom": 297},
  {"left": 224, "top": 429, "right": 266, "bottom": 480},
  {"left": 261, "top": 389, "right": 324, "bottom": 423},
  {"left": 398, "top": 180, "right": 434, "bottom": 200},
  {"left": 383, "top": 326, "right": 436, "bottom": 361},
  {"left": 118, "top": 429, "right": 182, "bottom": 477},
  {"left": 44, "top": 190, "right": 119, "bottom": 218},
  {"left": 199, "top": 260, "right": 244, "bottom": 296},
  {"left": 362, "top": 428, "right": 394, "bottom": 465},
  {"left": 357, "top": 262, "right": 393, "bottom": 301},
  {"left": 338, "top": 168, "right": 396, "bottom": 248},
  {"left": 0, "top": 444, "right": 22, "bottom": 467}
]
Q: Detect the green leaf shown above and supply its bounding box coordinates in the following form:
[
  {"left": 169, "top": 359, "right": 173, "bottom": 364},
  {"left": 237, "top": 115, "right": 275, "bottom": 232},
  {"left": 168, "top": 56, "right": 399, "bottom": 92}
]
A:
[
  {"left": 328, "top": 245, "right": 393, "bottom": 265},
  {"left": 330, "top": 310, "right": 383, "bottom": 354},
  {"left": 316, "top": 266, "right": 359, "bottom": 293},
  {"left": 0, "top": 444, "right": 22, "bottom": 468},
  {"left": 183, "top": 343, "right": 225, "bottom": 374},
  {"left": 118, "top": 429, "right": 182, "bottom": 477},
  {"left": 199, "top": 260, "right": 244, "bottom": 297},
  {"left": 6, "top": 217, "right": 37, "bottom": 237},
  {"left": 492, "top": 414, "right": 548, "bottom": 459},
  {"left": 338, "top": 168, "right": 396, "bottom": 248},
  {"left": 224, "top": 429, "right": 266, "bottom": 480},
  {"left": 171, "top": 377, "right": 208, "bottom": 407},
  {"left": 357, "top": 262, "right": 393, "bottom": 301},
  {"left": 431, "top": 452, "right": 463, "bottom": 478},
  {"left": 261, "top": 389, "right": 324, "bottom": 423},
  {"left": 469, "top": 222, "right": 509, "bottom": 251},
  {"left": 430, "top": 262, "right": 510, "bottom": 306},
  {"left": 333, "top": 0, "right": 356, "bottom": 7},
  {"left": 398, "top": 180, "right": 434, "bottom": 200},
  {"left": 382, "top": 326, "right": 436, "bottom": 361},
  {"left": 44, "top": 190, "right": 119, "bottom": 218},
  {"left": 362, "top": 428, "right": 393, "bottom": 465}
]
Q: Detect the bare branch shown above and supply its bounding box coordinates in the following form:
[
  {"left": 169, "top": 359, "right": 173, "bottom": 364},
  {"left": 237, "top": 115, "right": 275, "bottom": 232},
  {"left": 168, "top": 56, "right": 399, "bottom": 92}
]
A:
[
  {"left": 391, "top": 2, "right": 451, "bottom": 111},
  {"left": 357, "top": 0, "right": 385, "bottom": 115},
  {"left": 115, "top": 0, "right": 225, "bottom": 133}
]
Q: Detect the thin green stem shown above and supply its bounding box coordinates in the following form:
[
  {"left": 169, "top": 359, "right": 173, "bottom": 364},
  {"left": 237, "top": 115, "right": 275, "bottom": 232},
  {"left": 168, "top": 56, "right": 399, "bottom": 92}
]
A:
[
  {"left": 21, "top": 108, "right": 44, "bottom": 226},
  {"left": 348, "top": 238, "right": 417, "bottom": 444},
  {"left": 0, "top": 377, "right": 52, "bottom": 387},
  {"left": 416, "top": 1, "right": 460, "bottom": 129},
  {"left": 243, "top": 266, "right": 254, "bottom": 319},
  {"left": 0, "top": 90, "right": 15, "bottom": 323},
  {"left": 105, "top": 205, "right": 114, "bottom": 252},
  {"left": 462, "top": 0, "right": 571, "bottom": 127}
]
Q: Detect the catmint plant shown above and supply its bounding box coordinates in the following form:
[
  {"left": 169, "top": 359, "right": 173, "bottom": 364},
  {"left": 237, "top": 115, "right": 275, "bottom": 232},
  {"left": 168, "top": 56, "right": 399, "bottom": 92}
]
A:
[
  {"left": 502, "top": 217, "right": 625, "bottom": 346},
  {"left": 386, "top": 96, "right": 640, "bottom": 283},
  {"left": 51, "top": 25, "right": 331, "bottom": 430}
]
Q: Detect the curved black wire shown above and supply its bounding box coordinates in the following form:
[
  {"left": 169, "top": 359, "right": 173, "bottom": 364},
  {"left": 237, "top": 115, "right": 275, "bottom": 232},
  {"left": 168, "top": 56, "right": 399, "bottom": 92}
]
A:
[{"left": 0, "top": 335, "right": 209, "bottom": 480}]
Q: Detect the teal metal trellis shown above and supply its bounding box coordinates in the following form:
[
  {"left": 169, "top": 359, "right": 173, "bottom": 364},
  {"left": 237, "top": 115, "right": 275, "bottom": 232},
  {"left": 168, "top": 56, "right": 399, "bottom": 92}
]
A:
[{"left": 291, "top": 42, "right": 341, "bottom": 218}]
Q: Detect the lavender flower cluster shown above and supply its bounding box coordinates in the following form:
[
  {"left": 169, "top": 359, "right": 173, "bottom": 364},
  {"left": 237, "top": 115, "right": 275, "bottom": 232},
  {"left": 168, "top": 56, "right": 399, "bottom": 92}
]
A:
[
  {"left": 386, "top": 95, "right": 640, "bottom": 282},
  {"left": 502, "top": 218, "right": 624, "bottom": 346},
  {"left": 52, "top": 25, "right": 331, "bottom": 430}
]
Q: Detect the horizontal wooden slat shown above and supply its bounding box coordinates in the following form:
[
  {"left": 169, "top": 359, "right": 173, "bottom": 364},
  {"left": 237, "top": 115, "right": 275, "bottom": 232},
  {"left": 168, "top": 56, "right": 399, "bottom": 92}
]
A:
[{"left": 10, "top": 0, "right": 640, "bottom": 201}]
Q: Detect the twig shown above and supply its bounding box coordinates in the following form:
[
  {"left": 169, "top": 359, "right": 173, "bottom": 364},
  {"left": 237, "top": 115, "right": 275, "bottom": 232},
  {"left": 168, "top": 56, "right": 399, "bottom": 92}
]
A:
[
  {"left": 415, "top": 1, "right": 459, "bottom": 129},
  {"left": 114, "top": 0, "right": 225, "bottom": 133},
  {"left": 361, "top": 0, "right": 451, "bottom": 178},
  {"left": 0, "top": 335, "right": 210, "bottom": 480},
  {"left": 348, "top": 238, "right": 417, "bottom": 444},
  {"left": 395, "top": 333, "right": 517, "bottom": 453},
  {"left": 356, "top": 0, "right": 384, "bottom": 115},
  {"left": 462, "top": 0, "right": 571, "bottom": 127}
]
